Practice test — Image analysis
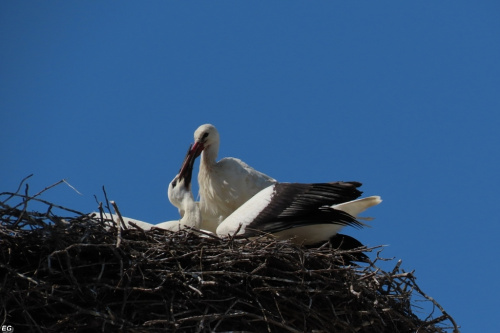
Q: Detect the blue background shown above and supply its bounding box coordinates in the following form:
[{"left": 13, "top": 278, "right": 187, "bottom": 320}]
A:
[{"left": 2, "top": 2, "right": 499, "bottom": 331}]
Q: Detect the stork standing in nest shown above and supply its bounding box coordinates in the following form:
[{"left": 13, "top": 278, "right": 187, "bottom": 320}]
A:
[{"left": 182, "top": 126, "right": 382, "bottom": 244}]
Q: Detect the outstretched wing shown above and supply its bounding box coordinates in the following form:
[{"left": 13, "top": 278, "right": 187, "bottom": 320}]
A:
[{"left": 217, "top": 181, "right": 364, "bottom": 238}]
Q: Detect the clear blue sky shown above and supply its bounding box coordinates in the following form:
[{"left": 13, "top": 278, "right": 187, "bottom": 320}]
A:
[{"left": 1, "top": 1, "right": 499, "bottom": 331}]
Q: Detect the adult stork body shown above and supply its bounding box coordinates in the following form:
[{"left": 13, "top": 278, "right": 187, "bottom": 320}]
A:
[
  {"left": 190, "top": 124, "right": 277, "bottom": 231},
  {"left": 184, "top": 134, "right": 382, "bottom": 244}
]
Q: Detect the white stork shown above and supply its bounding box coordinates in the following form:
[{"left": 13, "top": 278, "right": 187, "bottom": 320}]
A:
[
  {"left": 190, "top": 124, "right": 277, "bottom": 231},
  {"left": 156, "top": 144, "right": 202, "bottom": 231},
  {"left": 94, "top": 146, "right": 202, "bottom": 232},
  {"left": 185, "top": 140, "right": 382, "bottom": 245}
]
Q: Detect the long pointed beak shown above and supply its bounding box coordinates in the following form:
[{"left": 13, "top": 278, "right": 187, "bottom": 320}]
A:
[
  {"left": 190, "top": 141, "right": 205, "bottom": 158},
  {"left": 178, "top": 144, "right": 196, "bottom": 187}
]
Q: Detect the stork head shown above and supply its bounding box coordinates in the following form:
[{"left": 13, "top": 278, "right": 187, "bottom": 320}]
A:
[
  {"left": 168, "top": 144, "right": 196, "bottom": 209},
  {"left": 191, "top": 124, "right": 219, "bottom": 158}
]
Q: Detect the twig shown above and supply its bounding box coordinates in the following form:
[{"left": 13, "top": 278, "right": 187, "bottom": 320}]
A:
[
  {"left": 411, "top": 277, "right": 460, "bottom": 332},
  {"left": 111, "top": 201, "right": 125, "bottom": 248},
  {"left": 0, "top": 173, "right": 33, "bottom": 205},
  {"left": 62, "top": 179, "right": 83, "bottom": 195}
]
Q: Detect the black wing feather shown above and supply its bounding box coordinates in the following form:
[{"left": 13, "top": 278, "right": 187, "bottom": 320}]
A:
[{"left": 242, "top": 182, "right": 364, "bottom": 237}]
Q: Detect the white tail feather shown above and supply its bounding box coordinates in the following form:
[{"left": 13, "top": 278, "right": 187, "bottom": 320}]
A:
[{"left": 332, "top": 196, "right": 382, "bottom": 217}]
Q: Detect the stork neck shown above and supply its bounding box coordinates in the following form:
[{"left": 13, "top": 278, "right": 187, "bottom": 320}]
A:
[
  {"left": 201, "top": 144, "right": 218, "bottom": 167},
  {"left": 180, "top": 195, "right": 202, "bottom": 228}
]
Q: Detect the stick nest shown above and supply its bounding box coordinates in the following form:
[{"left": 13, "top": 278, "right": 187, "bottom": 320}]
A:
[{"left": 0, "top": 184, "right": 459, "bottom": 332}]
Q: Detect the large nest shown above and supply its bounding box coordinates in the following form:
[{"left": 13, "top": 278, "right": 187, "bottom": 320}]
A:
[{"left": 0, "top": 181, "right": 459, "bottom": 332}]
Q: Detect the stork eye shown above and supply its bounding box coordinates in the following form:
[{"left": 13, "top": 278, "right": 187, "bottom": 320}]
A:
[
  {"left": 172, "top": 179, "right": 177, "bottom": 188},
  {"left": 202, "top": 132, "right": 209, "bottom": 139}
]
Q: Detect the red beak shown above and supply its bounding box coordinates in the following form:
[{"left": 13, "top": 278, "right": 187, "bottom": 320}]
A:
[
  {"left": 178, "top": 141, "right": 204, "bottom": 185},
  {"left": 190, "top": 141, "right": 205, "bottom": 158}
]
